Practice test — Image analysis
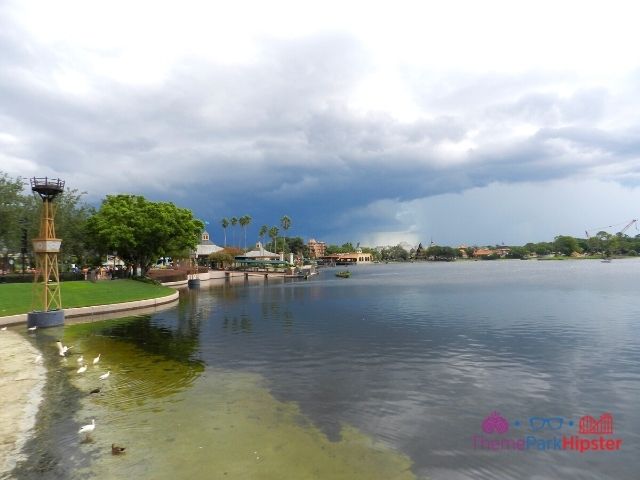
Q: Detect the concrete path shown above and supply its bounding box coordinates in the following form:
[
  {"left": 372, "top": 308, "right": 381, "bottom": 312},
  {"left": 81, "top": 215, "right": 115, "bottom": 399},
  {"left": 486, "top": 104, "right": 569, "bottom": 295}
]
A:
[{"left": 0, "top": 329, "right": 46, "bottom": 476}]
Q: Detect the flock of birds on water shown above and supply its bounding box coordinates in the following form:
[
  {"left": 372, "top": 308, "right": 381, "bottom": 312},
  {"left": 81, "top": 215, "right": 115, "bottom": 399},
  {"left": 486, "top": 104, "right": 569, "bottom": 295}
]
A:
[{"left": 1, "top": 325, "right": 125, "bottom": 455}]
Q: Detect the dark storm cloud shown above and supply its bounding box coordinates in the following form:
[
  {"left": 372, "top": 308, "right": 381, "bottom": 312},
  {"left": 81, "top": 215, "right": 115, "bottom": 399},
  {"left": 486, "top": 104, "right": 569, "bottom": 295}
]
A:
[{"left": 2, "top": 7, "right": 640, "bottom": 245}]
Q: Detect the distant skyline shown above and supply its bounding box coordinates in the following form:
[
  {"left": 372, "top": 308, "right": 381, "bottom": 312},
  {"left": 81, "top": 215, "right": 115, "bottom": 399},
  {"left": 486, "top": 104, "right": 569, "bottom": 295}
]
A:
[{"left": 3, "top": 1, "right": 640, "bottom": 246}]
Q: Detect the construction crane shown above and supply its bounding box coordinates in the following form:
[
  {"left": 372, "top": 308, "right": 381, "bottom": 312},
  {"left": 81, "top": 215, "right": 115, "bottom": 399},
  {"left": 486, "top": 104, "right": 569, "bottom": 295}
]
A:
[{"left": 585, "top": 219, "right": 638, "bottom": 239}]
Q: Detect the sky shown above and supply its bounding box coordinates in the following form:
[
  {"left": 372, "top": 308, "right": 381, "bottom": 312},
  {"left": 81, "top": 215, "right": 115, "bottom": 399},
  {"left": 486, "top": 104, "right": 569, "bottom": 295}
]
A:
[{"left": 2, "top": 0, "right": 640, "bottom": 247}]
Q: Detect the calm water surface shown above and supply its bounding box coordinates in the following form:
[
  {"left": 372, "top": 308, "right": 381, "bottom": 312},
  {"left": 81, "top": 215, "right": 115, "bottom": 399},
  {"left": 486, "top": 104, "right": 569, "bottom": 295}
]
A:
[{"left": 9, "top": 260, "right": 640, "bottom": 479}]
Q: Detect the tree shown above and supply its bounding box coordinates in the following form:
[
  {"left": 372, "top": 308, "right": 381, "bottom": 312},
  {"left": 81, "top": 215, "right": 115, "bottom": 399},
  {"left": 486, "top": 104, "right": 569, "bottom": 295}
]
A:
[
  {"left": 221, "top": 218, "right": 229, "bottom": 247},
  {"left": 268, "top": 226, "right": 279, "bottom": 252},
  {"left": 280, "top": 215, "right": 291, "bottom": 253},
  {"left": 380, "top": 245, "right": 409, "bottom": 261},
  {"left": 285, "top": 236, "right": 305, "bottom": 256},
  {"left": 426, "top": 245, "right": 458, "bottom": 261},
  {"left": 0, "top": 172, "right": 27, "bottom": 252},
  {"left": 239, "top": 215, "right": 252, "bottom": 250},
  {"left": 85, "top": 195, "right": 204, "bottom": 275},
  {"left": 506, "top": 246, "right": 528, "bottom": 259},
  {"left": 258, "top": 224, "right": 268, "bottom": 247},
  {"left": 553, "top": 235, "right": 582, "bottom": 256},
  {"left": 230, "top": 217, "right": 238, "bottom": 247},
  {"left": 208, "top": 252, "right": 235, "bottom": 269},
  {"left": 1, "top": 172, "right": 95, "bottom": 270}
]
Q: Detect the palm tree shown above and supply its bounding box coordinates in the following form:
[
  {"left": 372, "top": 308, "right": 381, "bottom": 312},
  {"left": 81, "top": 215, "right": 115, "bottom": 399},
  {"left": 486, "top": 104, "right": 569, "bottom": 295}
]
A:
[
  {"left": 221, "top": 218, "right": 229, "bottom": 247},
  {"left": 269, "top": 226, "right": 279, "bottom": 253},
  {"left": 258, "top": 225, "right": 268, "bottom": 247},
  {"left": 230, "top": 217, "right": 238, "bottom": 247},
  {"left": 239, "top": 215, "right": 252, "bottom": 250},
  {"left": 280, "top": 215, "right": 291, "bottom": 253}
]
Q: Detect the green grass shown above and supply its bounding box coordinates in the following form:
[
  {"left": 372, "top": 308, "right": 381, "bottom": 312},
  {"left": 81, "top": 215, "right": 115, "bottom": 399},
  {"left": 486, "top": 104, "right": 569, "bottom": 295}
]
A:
[{"left": 0, "top": 280, "right": 175, "bottom": 317}]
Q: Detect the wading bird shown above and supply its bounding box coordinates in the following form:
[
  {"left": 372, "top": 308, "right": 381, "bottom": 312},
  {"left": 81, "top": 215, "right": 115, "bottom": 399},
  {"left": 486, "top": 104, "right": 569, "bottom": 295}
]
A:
[{"left": 78, "top": 419, "right": 96, "bottom": 440}]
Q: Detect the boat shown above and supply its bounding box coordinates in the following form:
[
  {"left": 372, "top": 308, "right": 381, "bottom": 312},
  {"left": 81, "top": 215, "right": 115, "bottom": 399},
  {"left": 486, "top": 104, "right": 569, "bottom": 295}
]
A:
[{"left": 335, "top": 271, "right": 351, "bottom": 278}]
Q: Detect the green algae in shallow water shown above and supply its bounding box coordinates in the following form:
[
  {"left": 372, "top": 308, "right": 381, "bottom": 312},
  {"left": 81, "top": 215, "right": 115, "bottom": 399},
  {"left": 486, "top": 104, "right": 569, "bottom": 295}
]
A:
[
  {"left": 76, "top": 370, "right": 416, "bottom": 480},
  {"left": 62, "top": 320, "right": 416, "bottom": 479}
]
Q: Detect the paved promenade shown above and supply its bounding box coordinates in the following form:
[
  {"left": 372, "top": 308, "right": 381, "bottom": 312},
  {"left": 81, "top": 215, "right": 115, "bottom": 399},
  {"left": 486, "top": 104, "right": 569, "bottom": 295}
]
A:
[{"left": 0, "top": 329, "right": 46, "bottom": 476}]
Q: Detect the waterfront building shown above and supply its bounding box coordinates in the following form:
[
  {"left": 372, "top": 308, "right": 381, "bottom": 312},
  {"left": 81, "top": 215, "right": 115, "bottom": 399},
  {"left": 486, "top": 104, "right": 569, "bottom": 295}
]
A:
[
  {"left": 320, "top": 248, "right": 372, "bottom": 265},
  {"left": 196, "top": 231, "right": 223, "bottom": 260},
  {"left": 307, "top": 238, "right": 327, "bottom": 258}
]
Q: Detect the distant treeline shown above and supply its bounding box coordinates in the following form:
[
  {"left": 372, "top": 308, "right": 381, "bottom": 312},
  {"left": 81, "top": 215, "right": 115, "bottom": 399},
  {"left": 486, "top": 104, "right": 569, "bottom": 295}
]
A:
[{"left": 324, "top": 232, "right": 640, "bottom": 262}]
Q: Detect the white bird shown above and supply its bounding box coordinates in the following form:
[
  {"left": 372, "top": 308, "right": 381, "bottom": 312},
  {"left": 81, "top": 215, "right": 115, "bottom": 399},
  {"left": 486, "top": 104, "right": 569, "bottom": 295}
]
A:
[
  {"left": 78, "top": 419, "right": 96, "bottom": 435},
  {"left": 93, "top": 354, "right": 101, "bottom": 365},
  {"left": 77, "top": 365, "right": 87, "bottom": 374},
  {"left": 56, "top": 341, "right": 66, "bottom": 357},
  {"left": 99, "top": 371, "right": 110, "bottom": 380},
  {"left": 28, "top": 326, "right": 37, "bottom": 331},
  {"left": 77, "top": 355, "right": 84, "bottom": 364},
  {"left": 1, "top": 326, "right": 7, "bottom": 331}
]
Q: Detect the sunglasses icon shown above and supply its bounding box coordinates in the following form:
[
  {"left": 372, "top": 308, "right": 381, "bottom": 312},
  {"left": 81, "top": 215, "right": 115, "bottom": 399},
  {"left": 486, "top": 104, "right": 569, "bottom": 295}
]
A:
[{"left": 529, "top": 417, "right": 565, "bottom": 431}]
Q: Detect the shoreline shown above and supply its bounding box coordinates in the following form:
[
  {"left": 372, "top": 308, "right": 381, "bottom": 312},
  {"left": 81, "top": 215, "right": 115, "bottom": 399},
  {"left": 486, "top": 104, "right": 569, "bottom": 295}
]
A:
[{"left": 0, "top": 330, "right": 46, "bottom": 477}]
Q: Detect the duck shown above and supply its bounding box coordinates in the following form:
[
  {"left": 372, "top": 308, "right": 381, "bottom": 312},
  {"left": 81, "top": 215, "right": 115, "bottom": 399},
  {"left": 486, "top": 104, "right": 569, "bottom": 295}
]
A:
[
  {"left": 99, "top": 371, "right": 110, "bottom": 380},
  {"left": 93, "top": 354, "right": 101, "bottom": 365},
  {"left": 78, "top": 419, "right": 96, "bottom": 435},
  {"left": 77, "top": 365, "right": 88, "bottom": 374},
  {"left": 77, "top": 355, "right": 84, "bottom": 364},
  {"left": 27, "top": 326, "right": 37, "bottom": 331},
  {"left": 1, "top": 326, "right": 7, "bottom": 331},
  {"left": 111, "top": 443, "right": 126, "bottom": 455}
]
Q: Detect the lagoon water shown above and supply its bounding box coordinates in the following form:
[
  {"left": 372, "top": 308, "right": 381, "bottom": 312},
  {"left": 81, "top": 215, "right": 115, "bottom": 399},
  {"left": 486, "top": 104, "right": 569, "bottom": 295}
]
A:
[{"left": 8, "top": 260, "right": 640, "bottom": 479}]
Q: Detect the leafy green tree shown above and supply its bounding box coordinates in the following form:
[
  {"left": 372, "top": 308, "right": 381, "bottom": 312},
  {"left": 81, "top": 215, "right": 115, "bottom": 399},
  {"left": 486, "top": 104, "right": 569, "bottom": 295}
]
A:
[
  {"left": 426, "top": 245, "right": 458, "bottom": 261},
  {"left": 85, "top": 195, "right": 204, "bottom": 275},
  {"left": 285, "top": 236, "right": 304, "bottom": 256},
  {"left": 0, "top": 172, "right": 27, "bottom": 251},
  {"left": 221, "top": 218, "right": 229, "bottom": 247},
  {"left": 208, "top": 252, "right": 235, "bottom": 269},
  {"left": 380, "top": 245, "right": 409, "bottom": 261},
  {"left": 553, "top": 235, "right": 582, "bottom": 256},
  {"left": 506, "top": 246, "right": 528, "bottom": 259}
]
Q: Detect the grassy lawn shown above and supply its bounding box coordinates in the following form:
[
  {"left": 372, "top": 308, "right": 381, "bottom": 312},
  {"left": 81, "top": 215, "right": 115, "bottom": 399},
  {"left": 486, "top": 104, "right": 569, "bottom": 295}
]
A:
[{"left": 0, "top": 280, "right": 175, "bottom": 317}]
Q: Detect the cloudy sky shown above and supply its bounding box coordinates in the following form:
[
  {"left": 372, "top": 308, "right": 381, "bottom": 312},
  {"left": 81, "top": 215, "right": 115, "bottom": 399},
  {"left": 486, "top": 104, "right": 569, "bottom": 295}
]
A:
[{"left": 2, "top": 0, "right": 640, "bottom": 247}]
